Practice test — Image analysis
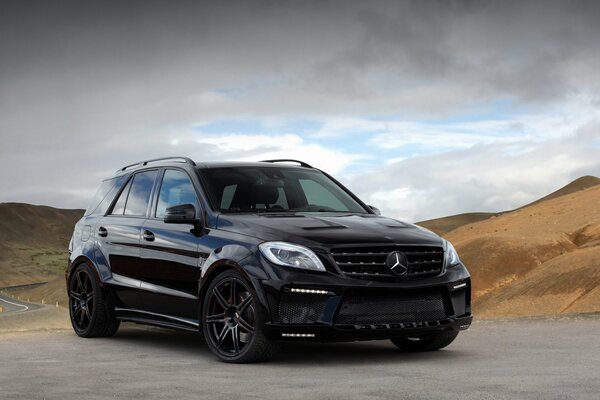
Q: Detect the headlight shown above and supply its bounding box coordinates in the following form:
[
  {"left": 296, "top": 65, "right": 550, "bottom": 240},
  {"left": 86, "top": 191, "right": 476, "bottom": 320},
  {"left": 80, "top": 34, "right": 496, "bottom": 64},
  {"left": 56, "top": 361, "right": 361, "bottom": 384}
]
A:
[
  {"left": 445, "top": 240, "right": 461, "bottom": 267},
  {"left": 259, "top": 241, "right": 326, "bottom": 272}
]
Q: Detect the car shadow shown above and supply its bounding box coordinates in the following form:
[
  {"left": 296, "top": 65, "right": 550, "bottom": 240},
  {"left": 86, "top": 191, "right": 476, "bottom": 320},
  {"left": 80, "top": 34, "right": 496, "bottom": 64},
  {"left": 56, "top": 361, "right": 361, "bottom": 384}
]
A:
[{"left": 109, "top": 325, "right": 471, "bottom": 366}]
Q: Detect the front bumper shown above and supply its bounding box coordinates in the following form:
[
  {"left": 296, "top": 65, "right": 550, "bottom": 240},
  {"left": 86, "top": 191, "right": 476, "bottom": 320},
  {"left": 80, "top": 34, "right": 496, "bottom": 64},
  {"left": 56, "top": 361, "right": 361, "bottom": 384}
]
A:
[
  {"left": 258, "top": 263, "right": 472, "bottom": 342},
  {"left": 264, "top": 315, "right": 473, "bottom": 342}
]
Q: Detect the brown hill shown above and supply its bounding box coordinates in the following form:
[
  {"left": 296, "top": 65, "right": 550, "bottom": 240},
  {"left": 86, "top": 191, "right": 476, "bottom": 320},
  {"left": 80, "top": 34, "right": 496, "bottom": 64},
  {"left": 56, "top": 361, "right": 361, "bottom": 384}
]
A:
[
  {"left": 0, "top": 203, "right": 83, "bottom": 287},
  {"left": 518, "top": 175, "right": 600, "bottom": 209},
  {"left": 417, "top": 212, "right": 497, "bottom": 236},
  {"left": 446, "top": 183, "right": 600, "bottom": 317},
  {"left": 417, "top": 175, "right": 600, "bottom": 235}
]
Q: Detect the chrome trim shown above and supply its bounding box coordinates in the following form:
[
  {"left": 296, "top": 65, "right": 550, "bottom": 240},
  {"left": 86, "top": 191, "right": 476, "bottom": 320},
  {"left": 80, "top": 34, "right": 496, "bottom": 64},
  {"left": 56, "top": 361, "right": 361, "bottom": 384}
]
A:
[
  {"left": 111, "top": 273, "right": 196, "bottom": 300},
  {"left": 140, "top": 281, "right": 197, "bottom": 300},
  {"left": 111, "top": 273, "right": 142, "bottom": 288}
]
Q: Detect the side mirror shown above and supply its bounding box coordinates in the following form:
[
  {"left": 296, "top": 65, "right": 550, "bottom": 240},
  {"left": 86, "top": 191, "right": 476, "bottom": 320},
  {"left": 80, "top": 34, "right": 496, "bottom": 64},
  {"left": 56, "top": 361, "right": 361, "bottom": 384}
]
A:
[
  {"left": 164, "top": 204, "right": 199, "bottom": 225},
  {"left": 368, "top": 205, "right": 381, "bottom": 216}
]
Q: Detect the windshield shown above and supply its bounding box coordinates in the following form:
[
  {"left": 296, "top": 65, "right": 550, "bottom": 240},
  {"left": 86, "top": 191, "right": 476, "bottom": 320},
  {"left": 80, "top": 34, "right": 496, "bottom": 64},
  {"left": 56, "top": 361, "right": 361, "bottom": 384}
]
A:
[{"left": 199, "top": 167, "right": 368, "bottom": 214}]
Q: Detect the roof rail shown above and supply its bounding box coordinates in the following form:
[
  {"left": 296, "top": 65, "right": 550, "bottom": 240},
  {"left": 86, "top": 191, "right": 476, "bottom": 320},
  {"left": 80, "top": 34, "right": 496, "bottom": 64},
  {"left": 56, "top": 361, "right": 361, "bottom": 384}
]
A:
[
  {"left": 118, "top": 156, "right": 196, "bottom": 172},
  {"left": 260, "top": 159, "right": 313, "bottom": 168}
]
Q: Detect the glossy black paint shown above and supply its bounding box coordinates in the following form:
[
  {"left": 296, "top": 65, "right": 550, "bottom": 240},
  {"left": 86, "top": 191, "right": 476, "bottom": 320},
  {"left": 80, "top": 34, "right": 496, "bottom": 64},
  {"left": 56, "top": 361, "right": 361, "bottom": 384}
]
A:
[{"left": 68, "top": 159, "right": 472, "bottom": 340}]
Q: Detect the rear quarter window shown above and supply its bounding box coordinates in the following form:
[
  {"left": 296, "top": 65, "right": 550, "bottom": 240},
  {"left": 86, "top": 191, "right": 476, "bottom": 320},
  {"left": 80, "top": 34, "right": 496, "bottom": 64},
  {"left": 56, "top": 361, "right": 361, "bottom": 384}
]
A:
[{"left": 84, "top": 176, "right": 126, "bottom": 216}]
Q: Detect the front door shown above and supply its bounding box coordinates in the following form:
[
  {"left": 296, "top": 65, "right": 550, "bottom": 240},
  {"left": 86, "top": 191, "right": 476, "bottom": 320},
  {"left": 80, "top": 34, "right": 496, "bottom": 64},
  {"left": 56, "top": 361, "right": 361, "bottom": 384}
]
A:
[{"left": 138, "top": 169, "right": 206, "bottom": 319}]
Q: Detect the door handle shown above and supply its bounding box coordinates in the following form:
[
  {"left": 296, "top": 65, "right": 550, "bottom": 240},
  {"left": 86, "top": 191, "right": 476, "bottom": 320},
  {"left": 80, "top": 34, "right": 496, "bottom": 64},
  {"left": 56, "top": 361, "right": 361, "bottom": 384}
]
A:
[
  {"left": 143, "top": 230, "right": 155, "bottom": 242},
  {"left": 98, "top": 226, "right": 108, "bottom": 237}
]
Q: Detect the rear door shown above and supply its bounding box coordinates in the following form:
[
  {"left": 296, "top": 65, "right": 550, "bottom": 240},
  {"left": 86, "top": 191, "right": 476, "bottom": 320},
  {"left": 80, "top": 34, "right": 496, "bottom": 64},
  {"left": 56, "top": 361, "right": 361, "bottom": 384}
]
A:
[
  {"left": 95, "top": 170, "right": 159, "bottom": 309},
  {"left": 139, "top": 168, "right": 206, "bottom": 319}
]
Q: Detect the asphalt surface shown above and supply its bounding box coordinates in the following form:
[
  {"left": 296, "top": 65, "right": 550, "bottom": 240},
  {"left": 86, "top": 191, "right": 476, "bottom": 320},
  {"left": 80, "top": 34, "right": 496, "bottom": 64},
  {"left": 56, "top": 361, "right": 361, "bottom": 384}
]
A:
[
  {"left": 1, "top": 315, "right": 599, "bottom": 400},
  {"left": 0, "top": 293, "right": 40, "bottom": 314}
]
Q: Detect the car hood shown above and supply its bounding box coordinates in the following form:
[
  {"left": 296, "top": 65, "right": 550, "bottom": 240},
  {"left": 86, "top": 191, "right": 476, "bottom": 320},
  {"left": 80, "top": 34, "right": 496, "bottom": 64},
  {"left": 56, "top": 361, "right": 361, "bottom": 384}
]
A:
[{"left": 216, "top": 213, "right": 443, "bottom": 251}]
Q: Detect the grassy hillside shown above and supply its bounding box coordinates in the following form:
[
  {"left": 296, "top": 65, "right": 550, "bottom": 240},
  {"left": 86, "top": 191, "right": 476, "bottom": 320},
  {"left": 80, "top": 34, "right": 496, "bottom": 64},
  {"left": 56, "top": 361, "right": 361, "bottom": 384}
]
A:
[
  {"left": 0, "top": 203, "right": 83, "bottom": 287},
  {"left": 417, "top": 175, "right": 600, "bottom": 235}
]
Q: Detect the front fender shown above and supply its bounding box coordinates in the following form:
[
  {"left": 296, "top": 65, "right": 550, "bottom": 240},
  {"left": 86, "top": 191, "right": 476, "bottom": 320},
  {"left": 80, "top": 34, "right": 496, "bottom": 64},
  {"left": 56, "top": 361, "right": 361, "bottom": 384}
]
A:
[{"left": 198, "top": 244, "right": 270, "bottom": 320}]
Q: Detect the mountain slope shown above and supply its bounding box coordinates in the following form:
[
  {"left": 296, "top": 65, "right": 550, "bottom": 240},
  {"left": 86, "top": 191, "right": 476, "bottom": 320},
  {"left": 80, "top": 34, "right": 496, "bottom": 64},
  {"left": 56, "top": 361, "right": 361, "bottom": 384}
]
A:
[
  {"left": 0, "top": 203, "right": 83, "bottom": 287},
  {"left": 417, "top": 175, "right": 600, "bottom": 235},
  {"left": 417, "top": 212, "right": 497, "bottom": 236},
  {"left": 446, "top": 183, "right": 600, "bottom": 317}
]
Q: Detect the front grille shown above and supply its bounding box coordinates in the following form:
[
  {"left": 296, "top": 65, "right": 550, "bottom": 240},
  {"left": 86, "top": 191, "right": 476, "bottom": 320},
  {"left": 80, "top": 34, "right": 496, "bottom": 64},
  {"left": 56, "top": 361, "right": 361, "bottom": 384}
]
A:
[
  {"left": 276, "top": 292, "right": 328, "bottom": 324},
  {"left": 336, "top": 289, "right": 446, "bottom": 325},
  {"left": 331, "top": 245, "right": 444, "bottom": 280}
]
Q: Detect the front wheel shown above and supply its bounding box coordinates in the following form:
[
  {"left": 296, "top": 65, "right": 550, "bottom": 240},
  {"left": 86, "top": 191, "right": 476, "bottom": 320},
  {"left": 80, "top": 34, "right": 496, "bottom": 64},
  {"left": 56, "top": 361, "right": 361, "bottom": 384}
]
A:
[
  {"left": 202, "top": 270, "right": 277, "bottom": 363},
  {"left": 391, "top": 331, "right": 459, "bottom": 352}
]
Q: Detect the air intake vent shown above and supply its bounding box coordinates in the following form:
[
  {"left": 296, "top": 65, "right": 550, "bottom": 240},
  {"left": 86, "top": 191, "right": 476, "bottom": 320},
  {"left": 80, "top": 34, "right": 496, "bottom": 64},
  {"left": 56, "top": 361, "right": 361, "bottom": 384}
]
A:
[
  {"left": 276, "top": 292, "right": 328, "bottom": 324},
  {"left": 336, "top": 289, "right": 446, "bottom": 325},
  {"left": 331, "top": 245, "right": 444, "bottom": 280}
]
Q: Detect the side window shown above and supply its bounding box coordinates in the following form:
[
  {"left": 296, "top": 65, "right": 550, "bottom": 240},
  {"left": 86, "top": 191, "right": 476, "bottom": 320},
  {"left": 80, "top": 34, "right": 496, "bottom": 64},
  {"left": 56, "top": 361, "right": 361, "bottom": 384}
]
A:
[
  {"left": 110, "top": 179, "right": 132, "bottom": 215},
  {"left": 124, "top": 170, "right": 158, "bottom": 216},
  {"left": 156, "top": 170, "right": 198, "bottom": 218},
  {"left": 86, "top": 177, "right": 128, "bottom": 216},
  {"left": 299, "top": 179, "right": 349, "bottom": 211}
]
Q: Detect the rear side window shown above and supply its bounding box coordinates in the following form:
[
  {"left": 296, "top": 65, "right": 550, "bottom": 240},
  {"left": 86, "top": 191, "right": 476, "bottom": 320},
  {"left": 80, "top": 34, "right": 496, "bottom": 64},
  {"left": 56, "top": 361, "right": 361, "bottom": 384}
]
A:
[
  {"left": 84, "top": 176, "right": 125, "bottom": 216},
  {"left": 110, "top": 171, "right": 158, "bottom": 217},
  {"left": 125, "top": 171, "right": 158, "bottom": 216},
  {"left": 110, "top": 179, "right": 132, "bottom": 215}
]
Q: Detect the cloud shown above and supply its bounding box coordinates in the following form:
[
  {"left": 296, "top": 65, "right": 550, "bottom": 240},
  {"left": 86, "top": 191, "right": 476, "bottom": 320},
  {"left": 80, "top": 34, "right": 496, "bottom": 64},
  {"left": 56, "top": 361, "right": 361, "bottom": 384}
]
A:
[
  {"left": 0, "top": 0, "right": 598, "bottom": 219},
  {"left": 347, "top": 123, "right": 600, "bottom": 222}
]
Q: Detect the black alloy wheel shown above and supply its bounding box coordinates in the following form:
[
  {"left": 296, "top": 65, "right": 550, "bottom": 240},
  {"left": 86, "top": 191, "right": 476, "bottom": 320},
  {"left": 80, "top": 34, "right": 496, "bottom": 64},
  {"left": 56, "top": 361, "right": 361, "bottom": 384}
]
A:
[
  {"left": 202, "top": 270, "right": 276, "bottom": 363},
  {"left": 68, "top": 264, "right": 120, "bottom": 338},
  {"left": 69, "top": 267, "right": 95, "bottom": 331}
]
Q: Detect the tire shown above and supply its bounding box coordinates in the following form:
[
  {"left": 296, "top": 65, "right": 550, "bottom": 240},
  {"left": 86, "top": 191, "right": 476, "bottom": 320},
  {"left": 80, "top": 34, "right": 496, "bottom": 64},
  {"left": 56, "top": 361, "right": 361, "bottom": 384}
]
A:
[
  {"left": 68, "top": 263, "right": 120, "bottom": 338},
  {"left": 202, "top": 270, "right": 277, "bottom": 363},
  {"left": 390, "top": 331, "right": 459, "bottom": 352}
]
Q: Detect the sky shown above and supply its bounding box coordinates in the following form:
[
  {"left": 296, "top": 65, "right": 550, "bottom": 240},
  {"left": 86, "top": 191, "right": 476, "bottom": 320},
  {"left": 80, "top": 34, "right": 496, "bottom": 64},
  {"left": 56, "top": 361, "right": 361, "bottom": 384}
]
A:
[{"left": 0, "top": 0, "right": 599, "bottom": 222}]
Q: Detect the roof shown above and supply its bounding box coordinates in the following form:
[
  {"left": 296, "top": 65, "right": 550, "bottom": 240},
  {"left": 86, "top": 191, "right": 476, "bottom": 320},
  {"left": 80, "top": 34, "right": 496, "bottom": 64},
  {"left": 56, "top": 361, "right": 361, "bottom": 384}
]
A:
[{"left": 112, "top": 157, "right": 314, "bottom": 177}]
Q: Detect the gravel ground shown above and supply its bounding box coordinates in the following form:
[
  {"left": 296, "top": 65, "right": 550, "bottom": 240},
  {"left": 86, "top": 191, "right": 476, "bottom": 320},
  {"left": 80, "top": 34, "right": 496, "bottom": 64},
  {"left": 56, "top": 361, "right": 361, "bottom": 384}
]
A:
[{"left": 1, "top": 315, "right": 599, "bottom": 399}]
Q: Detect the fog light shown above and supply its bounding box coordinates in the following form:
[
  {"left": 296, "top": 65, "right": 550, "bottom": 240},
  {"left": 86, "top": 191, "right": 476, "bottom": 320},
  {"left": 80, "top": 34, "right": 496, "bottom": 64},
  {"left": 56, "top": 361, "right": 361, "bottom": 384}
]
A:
[
  {"left": 289, "top": 288, "right": 330, "bottom": 295},
  {"left": 281, "top": 333, "right": 315, "bottom": 338},
  {"left": 452, "top": 282, "right": 467, "bottom": 290}
]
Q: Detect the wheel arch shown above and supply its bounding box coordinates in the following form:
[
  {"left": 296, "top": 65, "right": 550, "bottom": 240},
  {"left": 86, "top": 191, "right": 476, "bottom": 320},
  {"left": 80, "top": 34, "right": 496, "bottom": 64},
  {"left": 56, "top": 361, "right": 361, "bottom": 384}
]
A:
[
  {"left": 66, "top": 255, "right": 103, "bottom": 286},
  {"left": 198, "top": 256, "right": 270, "bottom": 323}
]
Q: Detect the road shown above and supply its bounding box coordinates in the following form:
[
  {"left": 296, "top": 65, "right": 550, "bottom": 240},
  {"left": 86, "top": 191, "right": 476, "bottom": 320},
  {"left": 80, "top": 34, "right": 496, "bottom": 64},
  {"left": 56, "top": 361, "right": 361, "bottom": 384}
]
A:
[
  {"left": 1, "top": 315, "right": 599, "bottom": 399},
  {"left": 0, "top": 293, "right": 40, "bottom": 314}
]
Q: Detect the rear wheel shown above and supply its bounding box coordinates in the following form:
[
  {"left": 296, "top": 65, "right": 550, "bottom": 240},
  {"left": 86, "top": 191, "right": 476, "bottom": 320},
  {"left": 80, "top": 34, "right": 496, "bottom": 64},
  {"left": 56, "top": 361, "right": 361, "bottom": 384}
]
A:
[
  {"left": 68, "top": 264, "right": 120, "bottom": 337},
  {"left": 202, "top": 270, "right": 277, "bottom": 363},
  {"left": 391, "top": 331, "right": 459, "bottom": 352}
]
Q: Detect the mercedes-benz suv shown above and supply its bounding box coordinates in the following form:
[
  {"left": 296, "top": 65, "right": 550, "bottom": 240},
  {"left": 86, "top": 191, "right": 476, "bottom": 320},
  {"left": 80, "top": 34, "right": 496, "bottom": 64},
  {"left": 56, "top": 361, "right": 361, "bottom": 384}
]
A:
[{"left": 67, "top": 157, "right": 472, "bottom": 362}]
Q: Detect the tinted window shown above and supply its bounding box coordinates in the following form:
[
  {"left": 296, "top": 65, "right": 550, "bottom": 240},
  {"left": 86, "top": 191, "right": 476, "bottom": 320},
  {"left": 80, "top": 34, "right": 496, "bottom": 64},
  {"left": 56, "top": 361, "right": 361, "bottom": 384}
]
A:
[
  {"left": 299, "top": 179, "right": 349, "bottom": 211},
  {"left": 124, "top": 170, "right": 158, "bottom": 216},
  {"left": 84, "top": 176, "right": 126, "bottom": 216},
  {"left": 220, "top": 184, "right": 237, "bottom": 210},
  {"left": 156, "top": 170, "right": 197, "bottom": 218},
  {"left": 111, "top": 179, "right": 132, "bottom": 215},
  {"left": 200, "top": 167, "right": 366, "bottom": 214}
]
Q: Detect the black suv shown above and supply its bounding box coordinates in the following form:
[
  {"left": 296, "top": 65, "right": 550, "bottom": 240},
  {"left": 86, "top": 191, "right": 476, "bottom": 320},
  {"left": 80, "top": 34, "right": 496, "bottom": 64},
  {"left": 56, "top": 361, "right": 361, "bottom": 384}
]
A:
[{"left": 67, "top": 157, "right": 472, "bottom": 362}]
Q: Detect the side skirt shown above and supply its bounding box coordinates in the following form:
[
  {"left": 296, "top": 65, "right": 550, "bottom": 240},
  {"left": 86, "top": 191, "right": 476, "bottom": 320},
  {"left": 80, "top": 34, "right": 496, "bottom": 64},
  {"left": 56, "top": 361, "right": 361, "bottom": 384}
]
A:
[{"left": 114, "top": 307, "right": 200, "bottom": 333}]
